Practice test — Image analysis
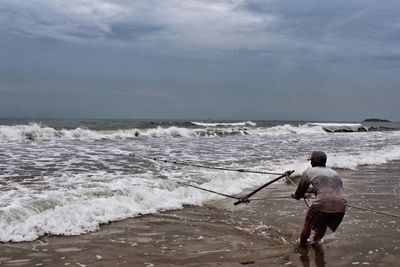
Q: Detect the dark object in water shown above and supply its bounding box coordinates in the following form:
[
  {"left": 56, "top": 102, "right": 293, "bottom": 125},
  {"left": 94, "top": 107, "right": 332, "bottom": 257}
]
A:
[
  {"left": 240, "top": 261, "right": 256, "bottom": 265},
  {"left": 368, "top": 126, "right": 397, "bottom": 131},
  {"left": 363, "top": 118, "right": 391, "bottom": 122},
  {"left": 24, "top": 132, "right": 35, "bottom": 140},
  {"left": 322, "top": 126, "right": 368, "bottom": 133}
]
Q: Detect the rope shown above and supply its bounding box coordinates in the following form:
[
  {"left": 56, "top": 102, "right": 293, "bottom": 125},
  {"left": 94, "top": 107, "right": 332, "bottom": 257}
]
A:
[
  {"left": 176, "top": 182, "right": 289, "bottom": 202},
  {"left": 131, "top": 153, "right": 400, "bottom": 218},
  {"left": 303, "top": 197, "right": 400, "bottom": 219},
  {"left": 131, "top": 154, "right": 292, "bottom": 204},
  {"left": 346, "top": 204, "right": 400, "bottom": 219},
  {"left": 180, "top": 181, "right": 400, "bottom": 219},
  {"left": 304, "top": 197, "right": 311, "bottom": 208},
  {"left": 130, "top": 154, "right": 282, "bottom": 175},
  {"left": 175, "top": 170, "right": 293, "bottom": 204},
  {"left": 176, "top": 181, "right": 240, "bottom": 200},
  {"left": 234, "top": 170, "right": 294, "bottom": 205},
  {"left": 246, "top": 196, "right": 292, "bottom": 201},
  {"left": 285, "top": 176, "right": 296, "bottom": 185},
  {"left": 178, "top": 181, "right": 294, "bottom": 202}
]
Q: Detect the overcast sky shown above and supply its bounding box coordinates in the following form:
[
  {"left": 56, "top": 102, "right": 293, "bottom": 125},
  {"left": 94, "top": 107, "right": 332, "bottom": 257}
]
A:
[{"left": 1, "top": 0, "right": 399, "bottom": 121}]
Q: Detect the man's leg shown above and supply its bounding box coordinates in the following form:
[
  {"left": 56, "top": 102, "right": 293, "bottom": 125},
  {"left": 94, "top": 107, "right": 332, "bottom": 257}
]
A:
[
  {"left": 300, "top": 221, "right": 312, "bottom": 244},
  {"left": 313, "top": 222, "right": 327, "bottom": 242}
]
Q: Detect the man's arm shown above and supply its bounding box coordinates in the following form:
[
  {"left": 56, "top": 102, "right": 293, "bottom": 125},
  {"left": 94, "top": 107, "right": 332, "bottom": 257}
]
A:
[{"left": 292, "top": 170, "right": 311, "bottom": 200}]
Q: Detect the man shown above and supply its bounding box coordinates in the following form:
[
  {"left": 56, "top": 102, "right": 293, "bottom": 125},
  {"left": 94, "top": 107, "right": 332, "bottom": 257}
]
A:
[{"left": 291, "top": 151, "right": 346, "bottom": 244}]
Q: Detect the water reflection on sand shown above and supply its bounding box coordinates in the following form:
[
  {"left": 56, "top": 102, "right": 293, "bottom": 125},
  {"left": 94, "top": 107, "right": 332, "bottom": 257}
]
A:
[{"left": 295, "top": 242, "right": 326, "bottom": 267}]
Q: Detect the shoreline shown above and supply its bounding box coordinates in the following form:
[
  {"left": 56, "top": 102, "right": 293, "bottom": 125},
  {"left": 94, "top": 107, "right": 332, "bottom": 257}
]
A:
[{"left": 1, "top": 161, "right": 399, "bottom": 266}]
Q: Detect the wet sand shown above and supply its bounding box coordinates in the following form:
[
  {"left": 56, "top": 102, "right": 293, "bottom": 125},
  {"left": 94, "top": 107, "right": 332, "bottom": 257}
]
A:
[{"left": 1, "top": 162, "right": 399, "bottom": 266}]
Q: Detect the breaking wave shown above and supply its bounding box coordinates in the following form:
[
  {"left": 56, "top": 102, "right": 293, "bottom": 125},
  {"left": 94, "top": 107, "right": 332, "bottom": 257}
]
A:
[
  {"left": 190, "top": 121, "right": 256, "bottom": 127},
  {"left": 1, "top": 122, "right": 394, "bottom": 142}
]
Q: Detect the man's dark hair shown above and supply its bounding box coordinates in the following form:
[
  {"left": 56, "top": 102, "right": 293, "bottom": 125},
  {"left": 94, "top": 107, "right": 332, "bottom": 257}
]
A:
[{"left": 309, "top": 151, "right": 327, "bottom": 167}]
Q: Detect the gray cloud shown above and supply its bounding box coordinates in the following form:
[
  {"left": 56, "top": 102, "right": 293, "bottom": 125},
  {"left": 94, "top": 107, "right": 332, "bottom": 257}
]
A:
[
  {"left": 0, "top": 0, "right": 275, "bottom": 48},
  {"left": 0, "top": 0, "right": 399, "bottom": 121}
]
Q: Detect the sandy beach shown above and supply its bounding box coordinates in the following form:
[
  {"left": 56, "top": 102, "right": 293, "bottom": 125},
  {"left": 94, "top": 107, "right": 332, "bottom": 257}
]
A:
[{"left": 1, "top": 161, "right": 399, "bottom": 266}]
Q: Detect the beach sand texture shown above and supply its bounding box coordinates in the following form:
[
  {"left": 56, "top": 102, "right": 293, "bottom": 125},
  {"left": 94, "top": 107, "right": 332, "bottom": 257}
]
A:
[{"left": 1, "top": 161, "right": 399, "bottom": 266}]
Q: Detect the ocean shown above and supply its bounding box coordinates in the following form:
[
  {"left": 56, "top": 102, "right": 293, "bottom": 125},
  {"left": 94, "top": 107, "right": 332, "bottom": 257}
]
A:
[{"left": 1, "top": 118, "right": 399, "bottom": 243}]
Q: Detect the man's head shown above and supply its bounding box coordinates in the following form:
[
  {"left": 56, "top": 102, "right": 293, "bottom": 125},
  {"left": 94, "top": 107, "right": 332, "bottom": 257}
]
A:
[{"left": 308, "top": 151, "right": 327, "bottom": 167}]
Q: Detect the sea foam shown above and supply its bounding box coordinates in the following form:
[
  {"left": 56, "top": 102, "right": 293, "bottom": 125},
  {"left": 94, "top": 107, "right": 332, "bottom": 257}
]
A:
[
  {"left": 2, "top": 144, "right": 400, "bottom": 242},
  {"left": 0, "top": 171, "right": 256, "bottom": 242}
]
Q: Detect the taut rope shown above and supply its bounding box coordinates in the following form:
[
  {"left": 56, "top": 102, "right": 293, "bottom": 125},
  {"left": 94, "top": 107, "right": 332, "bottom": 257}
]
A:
[
  {"left": 303, "top": 197, "right": 400, "bottom": 219},
  {"left": 130, "top": 154, "right": 282, "bottom": 175},
  {"left": 346, "top": 203, "right": 400, "bottom": 219},
  {"left": 176, "top": 171, "right": 294, "bottom": 204}
]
